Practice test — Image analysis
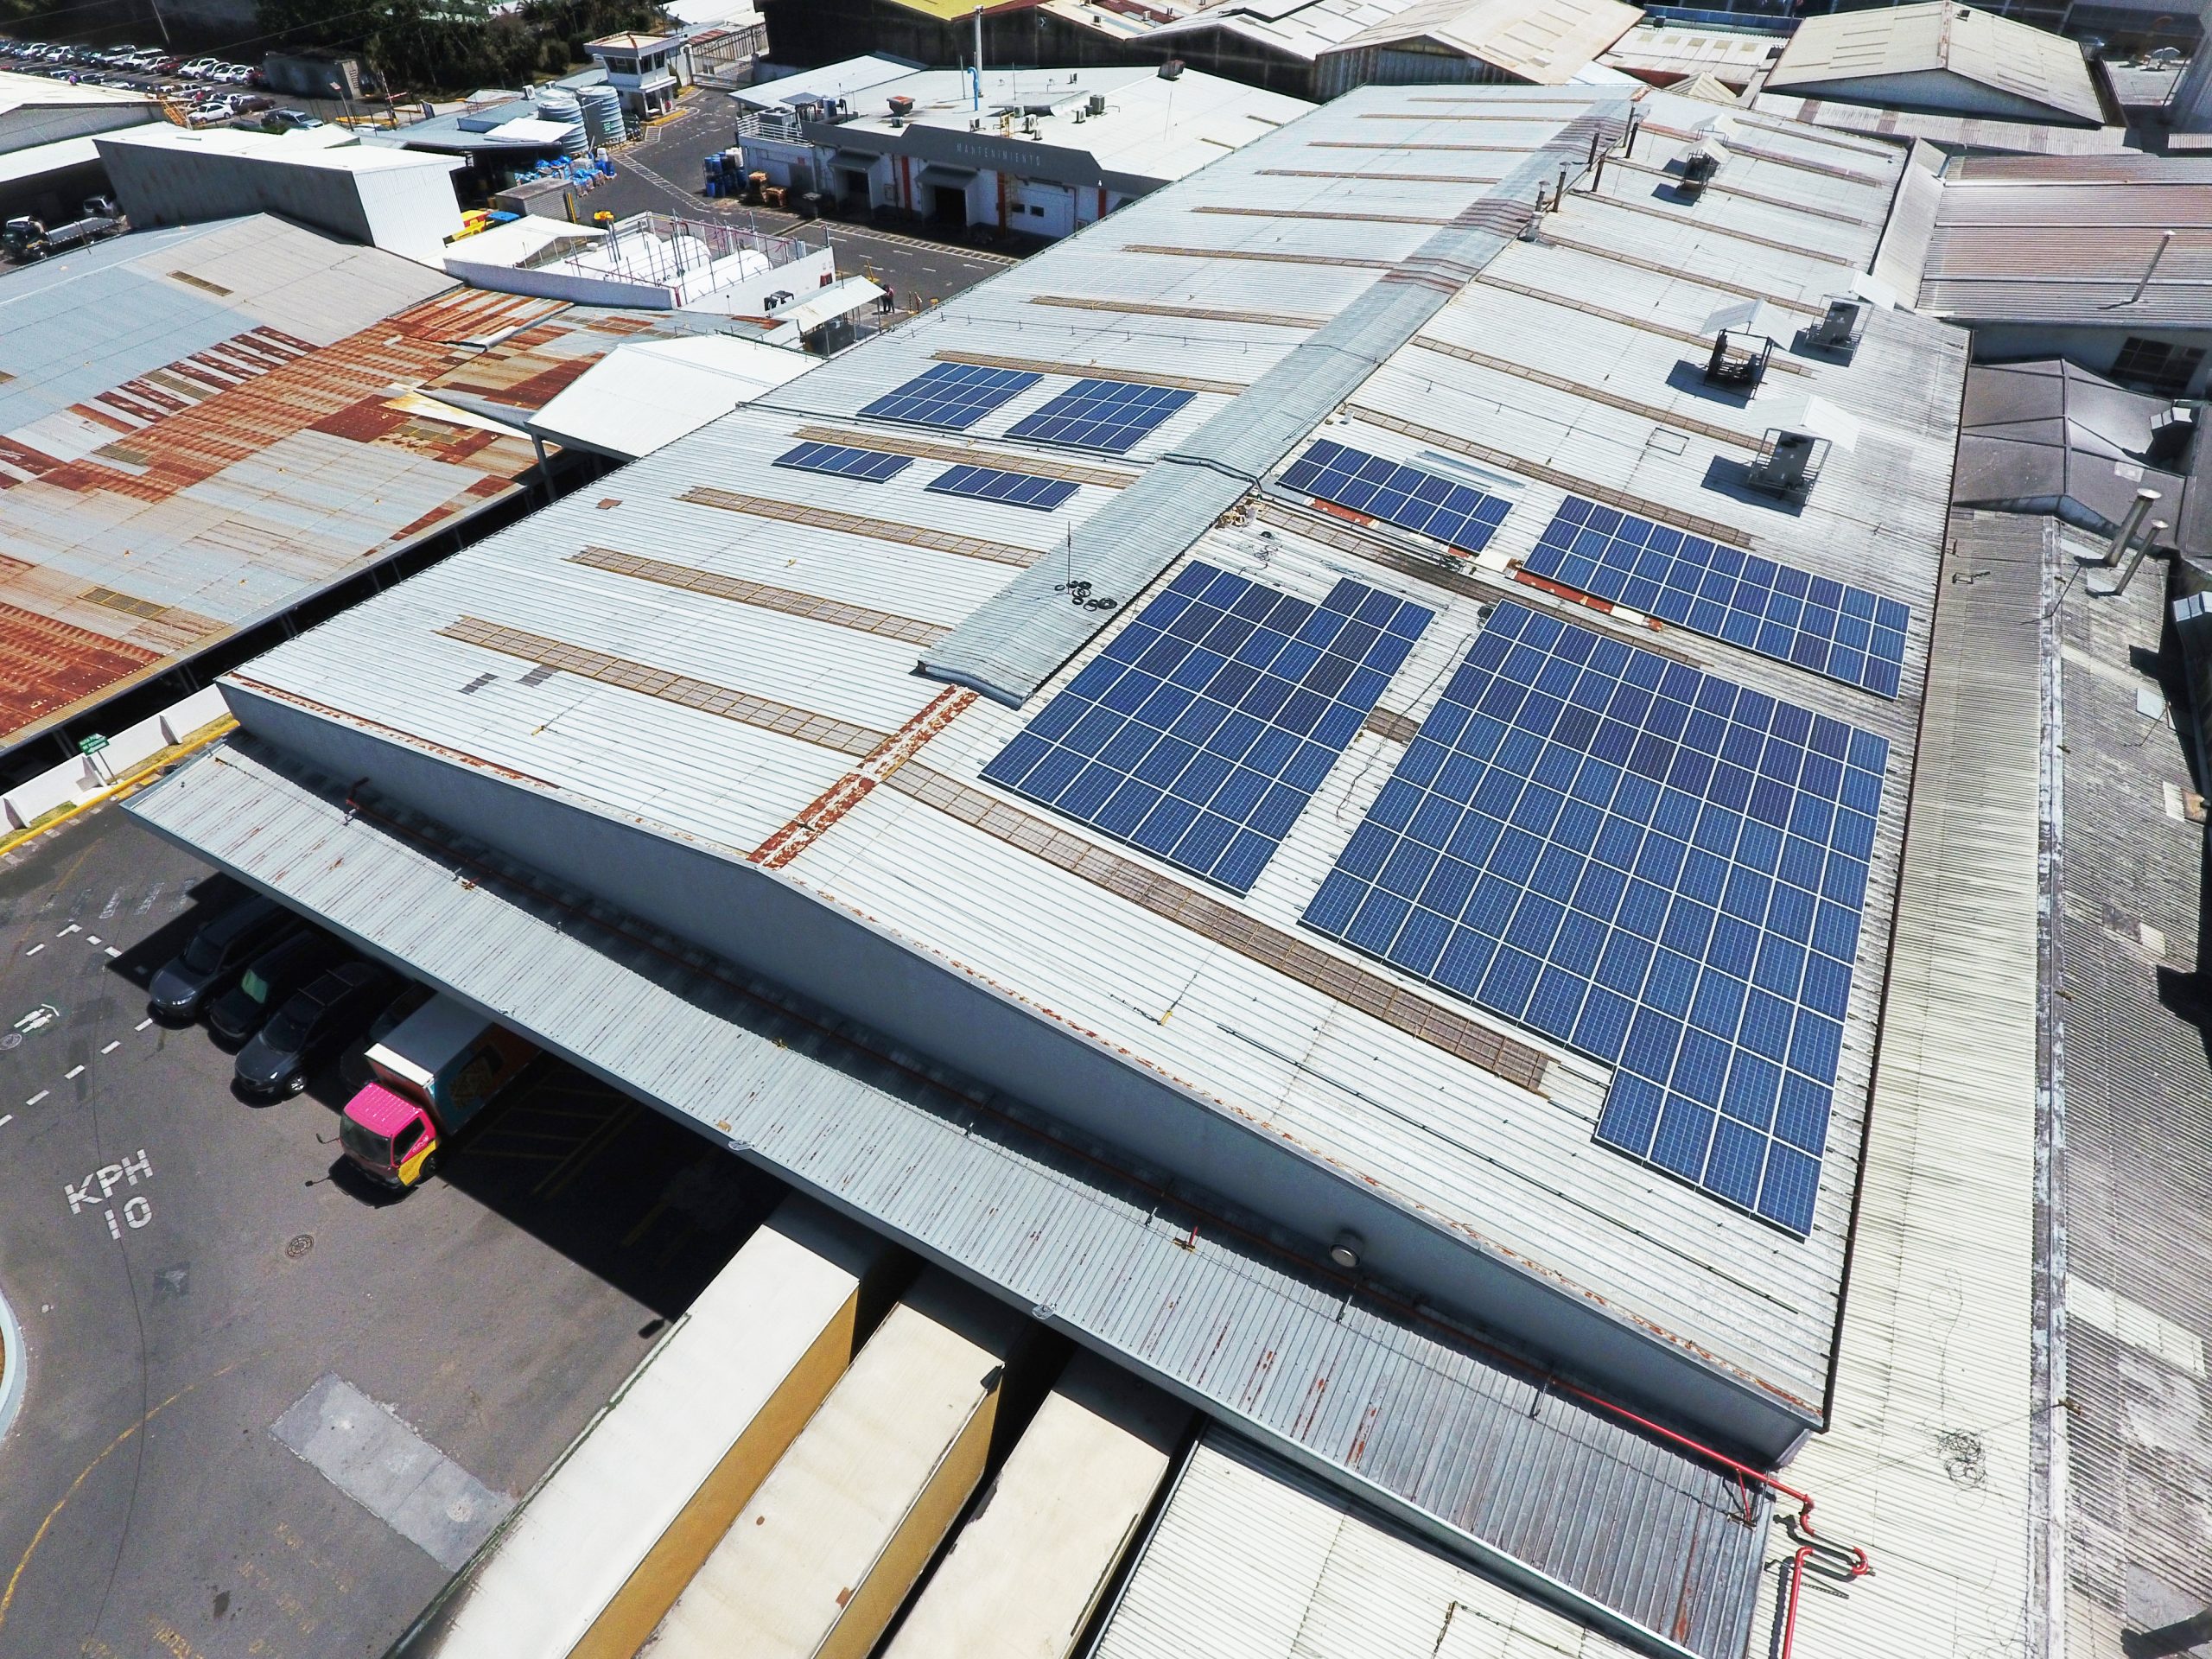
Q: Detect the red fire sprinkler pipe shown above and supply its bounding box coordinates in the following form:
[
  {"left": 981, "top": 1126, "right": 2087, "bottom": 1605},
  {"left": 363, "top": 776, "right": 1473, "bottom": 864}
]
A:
[{"left": 1541, "top": 1375, "right": 1873, "bottom": 1657}]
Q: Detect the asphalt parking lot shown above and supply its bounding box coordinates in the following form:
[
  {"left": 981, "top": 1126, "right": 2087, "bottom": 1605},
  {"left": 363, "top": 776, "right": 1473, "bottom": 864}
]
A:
[{"left": 0, "top": 801, "right": 779, "bottom": 1659}]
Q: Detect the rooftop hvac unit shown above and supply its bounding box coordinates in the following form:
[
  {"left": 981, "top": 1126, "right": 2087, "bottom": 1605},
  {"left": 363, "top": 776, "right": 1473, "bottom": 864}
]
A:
[
  {"left": 1805, "top": 296, "right": 1866, "bottom": 354},
  {"left": 1705, "top": 327, "right": 1772, "bottom": 391},
  {"left": 1675, "top": 140, "right": 1726, "bottom": 201},
  {"left": 1745, "top": 429, "right": 1827, "bottom": 498},
  {"left": 1087, "top": 91, "right": 1107, "bottom": 116},
  {"left": 887, "top": 93, "right": 915, "bottom": 118},
  {"left": 1159, "top": 57, "right": 1185, "bottom": 79}
]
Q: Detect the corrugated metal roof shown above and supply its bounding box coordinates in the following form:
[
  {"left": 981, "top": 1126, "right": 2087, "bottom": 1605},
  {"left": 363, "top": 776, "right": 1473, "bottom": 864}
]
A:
[
  {"left": 1097, "top": 1432, "right": 1648, "bottom": 1659},
  {"left": 1750, "top": 90, "right": 2127, "bottom": 156},
  {"left": 1761, "top": 1, "right": 2102, "bottom": 126},
  {"left": 118, "top": 86, "right": 1969, "bottom": 1462},
  {"left": 2045, "top": 534, "right": 2212, "bottom": 1637},
  {"left": 1745, "top": 508, "right": 2046, "bottom": 1659},
  {"left": 1916, "top": 154, "right": 2212, "bottom": 328},
  {"left": 126, "top": 735, "right": 1774, "bottom": 1659},
  {"left": 0, "top": 216, "right": 701, "bottom": 753}
]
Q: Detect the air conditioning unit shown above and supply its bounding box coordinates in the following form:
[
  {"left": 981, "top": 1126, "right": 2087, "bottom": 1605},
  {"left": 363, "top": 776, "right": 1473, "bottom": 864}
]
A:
[
  {"left": 1805, "top": 296, "right": 1866, "bottom": 353},
  {"left": 1745, "top": 429, "right": 1827, "bottom": 497}
]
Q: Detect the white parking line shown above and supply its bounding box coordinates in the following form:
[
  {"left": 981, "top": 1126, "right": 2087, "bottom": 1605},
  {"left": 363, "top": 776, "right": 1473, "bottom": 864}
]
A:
[
  {"left": 136, "top": 1017, "right": 153, "bottom": 1031},
  {"left": 64, "top": 1065, "right": 84, "bottom": 1079},
  {"left": 56, "top": 925, "right": 79, "bottom": 937},
  {"left": 24, "top": 1090, "right": 46, "bottom": 1107},
  {"left": 0, "top": 1115, "right": 11, "bottom": 1130},
  {"left": 105, "top": 947, "right": 120, "bottom": 958},
  {"left": 86, "top": 934, "right": 101, "bottom": 945},
  {"left": 100, "top": 1039, "right": 120, "bottom": 1055},
  {"left": 23, "top": 943, "right": 41, "bottom": 957}
]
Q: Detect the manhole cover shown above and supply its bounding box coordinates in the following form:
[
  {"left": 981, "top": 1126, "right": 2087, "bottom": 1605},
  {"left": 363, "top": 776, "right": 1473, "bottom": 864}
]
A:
[{"left": 284, "top": 1234, "right": 314, "bottom": 1260}]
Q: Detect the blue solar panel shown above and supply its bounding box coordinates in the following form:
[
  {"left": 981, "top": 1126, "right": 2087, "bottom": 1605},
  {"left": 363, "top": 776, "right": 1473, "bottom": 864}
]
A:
[
  {"left": 1005, "top": 378, "right": 1194, "bottom": 454},
  {"left": 1281, "top": 440, "right": 1512, "bottom": 555},
  {"left": 927, "top": 464, "right": 1078, "bottom": 512},
  {"left": 1301, "top": 601, "right": 1890, "bottom": 1235},
  {"left": 982, "top": 563, "right": 1433, "bottom": 894},
  {"left": 773, "top": 441, "right": 913, "bottom": 483},
  {"left": 1522, "top": 499, "right": 1911, "bottom": 699},
  {"left": 859, "top": 362, "right": 1041, "bottom": 430}
]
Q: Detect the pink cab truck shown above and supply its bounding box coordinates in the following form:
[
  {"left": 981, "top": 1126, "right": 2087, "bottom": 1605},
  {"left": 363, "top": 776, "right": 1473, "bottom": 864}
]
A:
[{"left": 339, "top": 994, "right": 537, "bottom": 1190}]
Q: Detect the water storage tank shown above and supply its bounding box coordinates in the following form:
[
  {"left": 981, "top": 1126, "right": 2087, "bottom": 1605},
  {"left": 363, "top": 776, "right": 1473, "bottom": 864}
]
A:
[
  {"left": 580, "top": 84, "right": 623, "bottom": 150},
  {"left": 535, "top": 86, "right": 589, "bottom": 158}
]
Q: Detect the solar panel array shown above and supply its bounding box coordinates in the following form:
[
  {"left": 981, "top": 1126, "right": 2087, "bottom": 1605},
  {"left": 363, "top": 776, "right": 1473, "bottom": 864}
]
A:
[
  {"left": 928, "top": 464, "right": 1078, "bottom": 512},
  {"left": 982, "top": 563, "right": 1432, "bottom": 894},
  {"left": 773, "top": 441, "right": 913, "bottom": 483},
  {"left": 1522, "top": 499, "right": 1911, "bottom": 698},
  {"left": 1005, "top": 378, "right": 1195, "bottom": 454},
  {"left": 1281, "top": 440, "right": 1513, "bottom": 555},
  {"left": 859, "top": 362, "right": 1041, "bottom": 430},
  {"left": 1302, "top": 602, "right": 1888, "bottom": 1235}
]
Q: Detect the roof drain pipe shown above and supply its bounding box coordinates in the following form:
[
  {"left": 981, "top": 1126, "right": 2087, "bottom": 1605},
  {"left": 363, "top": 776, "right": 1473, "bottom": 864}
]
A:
[{"left": 1531, "top": 1377, "right": 1872, "bottom": 1659}]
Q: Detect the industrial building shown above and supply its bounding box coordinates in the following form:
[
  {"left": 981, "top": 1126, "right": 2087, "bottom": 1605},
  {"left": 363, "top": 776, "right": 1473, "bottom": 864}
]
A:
[
  {"left": 127, "top": 79, "right": 1988, "bottom": 1659},
  {"left": 96, "top": 124, "right": 467, "bottom": 267},
  {"left": 1760, "top": 0, "right": 2107, "bottom": 127},
  {"left": 0, "top": 213, "right": 715, "bottom": 782},
  {"left": 1116, "top": 0, "right": 1645, "bottom": 99},
  {"left": 1893, "top": 150, "right": 2212, "bottom": 398},
  {"left": 731, "top": 60, "right": 1310, "bottom": 237},
  {"left": 0, "top": 68, "right": 162, "bottom": 221}
]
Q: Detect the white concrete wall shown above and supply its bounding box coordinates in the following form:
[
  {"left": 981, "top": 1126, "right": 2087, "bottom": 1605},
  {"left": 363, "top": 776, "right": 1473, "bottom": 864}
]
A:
[{"left": 3, "top": 685, "right": 229, "bottom": 832}]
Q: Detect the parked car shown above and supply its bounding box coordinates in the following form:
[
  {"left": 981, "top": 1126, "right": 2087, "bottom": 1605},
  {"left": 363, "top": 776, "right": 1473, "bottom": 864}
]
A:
[
  {"left": 234, "top": 960, "right": 397, "bottom": 1096},
  {"left": 207, "top": 931, "right": 349, "bottom": 1046},
  {"left": 147, "top": 896, "right": 299, "bottom": 1022}
]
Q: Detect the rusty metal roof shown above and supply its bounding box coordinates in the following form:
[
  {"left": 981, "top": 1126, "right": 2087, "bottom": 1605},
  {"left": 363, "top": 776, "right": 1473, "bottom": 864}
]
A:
[
  {"left": 1917, "top": 154, "right": 2212, "bottom": 329},
  {"left": 0, "top": 215, "right": 694, "bottom": 754}
]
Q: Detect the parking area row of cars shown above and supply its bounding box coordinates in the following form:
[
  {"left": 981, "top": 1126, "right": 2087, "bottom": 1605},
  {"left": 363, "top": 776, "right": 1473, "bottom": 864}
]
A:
[
  {"left": 0, "top": 37, "right": 259, "bottom": 88},
  {"left": 149, "top": 895, "right": 425, "bottom": 1100}
]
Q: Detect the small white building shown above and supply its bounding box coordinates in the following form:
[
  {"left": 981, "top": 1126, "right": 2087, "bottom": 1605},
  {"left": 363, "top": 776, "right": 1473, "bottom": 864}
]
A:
[
  {"left": 93, "top": 124, "right": 465, "bottom": 265},
  {"left": 444, "top": 210, "right": 837, "bottom": 315},
  {"left": 1762, "top": 2, "right": 2106, "bottom": 129},
  {"left": 586, "top": 33, "right": 685, "bottom": 119},
  {"left": 733, "top": 60, "right": 1311, "bottom": 238}
]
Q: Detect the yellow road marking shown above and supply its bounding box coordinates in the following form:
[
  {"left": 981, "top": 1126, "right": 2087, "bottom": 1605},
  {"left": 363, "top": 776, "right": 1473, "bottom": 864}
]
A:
[{"left": 1, "top": 1349, "right": 270, "bottom": 1634}]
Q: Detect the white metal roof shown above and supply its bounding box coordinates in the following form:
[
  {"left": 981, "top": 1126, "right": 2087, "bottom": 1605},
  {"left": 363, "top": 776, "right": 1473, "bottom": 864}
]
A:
[
  {"left": 1148, "top": 0, "right": 1637, "bottom": 80},
  {"left": 526, "top": 332, "right": 819, "bottom": 460},
  {"left": 96, "top": 120, "right": 466, "bottom": 175},
  {"left": 1763, "top": 2, "right": 2103, "bottom": 127},
  {"left": 0, "top": 67, "right": 159, "bottom": 114},
  {"left": 1096, "top": 1433, "right": 1642, "bottom": 1659}
]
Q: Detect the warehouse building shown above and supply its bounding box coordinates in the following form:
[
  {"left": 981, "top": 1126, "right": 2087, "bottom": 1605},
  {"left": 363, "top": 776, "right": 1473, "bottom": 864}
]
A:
[
  {"left": 96, "top": 124, "right": 468, "bottom": 267},
  {"left": 1760, "top": 0, "right": 2107, "bottom": 127},
  {"left": 0, "top": 68, "right": 163, "bottom": 221},
  {"left": 732, "top": 59, "right": 1310, "bottom": 237},
  {"left": 1132, "top": 0, "right": 1645, "bottom": 99},
  {"left": 0, "top": 213, "right": 714, "bottom": 785},
  {"left": 130, "top": 83, "right": 1976, "bottom": 1659},
  {"left": 1887, "top": 149, "right": 2212, "bottom": 398}
]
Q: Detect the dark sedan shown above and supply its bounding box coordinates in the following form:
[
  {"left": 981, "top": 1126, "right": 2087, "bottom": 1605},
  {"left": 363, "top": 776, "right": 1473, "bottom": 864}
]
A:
[
  {"left": 234, "top": 961, "right": 397, "bottom": 1096},
  {"left": 147, "top": 896, "right": 297, "bottom": 1023},
  {"left": 207, "top": 931, "right": 349, "bottom": 1048}
]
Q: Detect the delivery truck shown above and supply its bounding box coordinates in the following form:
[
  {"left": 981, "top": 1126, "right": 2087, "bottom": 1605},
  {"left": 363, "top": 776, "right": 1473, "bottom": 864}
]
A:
[{"left": 338, "top": 994, "right": 536, "bottom": 1190}]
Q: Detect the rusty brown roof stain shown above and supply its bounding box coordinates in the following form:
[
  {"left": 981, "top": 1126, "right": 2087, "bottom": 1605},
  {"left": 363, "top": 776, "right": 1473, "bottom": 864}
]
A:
[{"left": 0, "top": 283, "right": 693, "bottom": 752}]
